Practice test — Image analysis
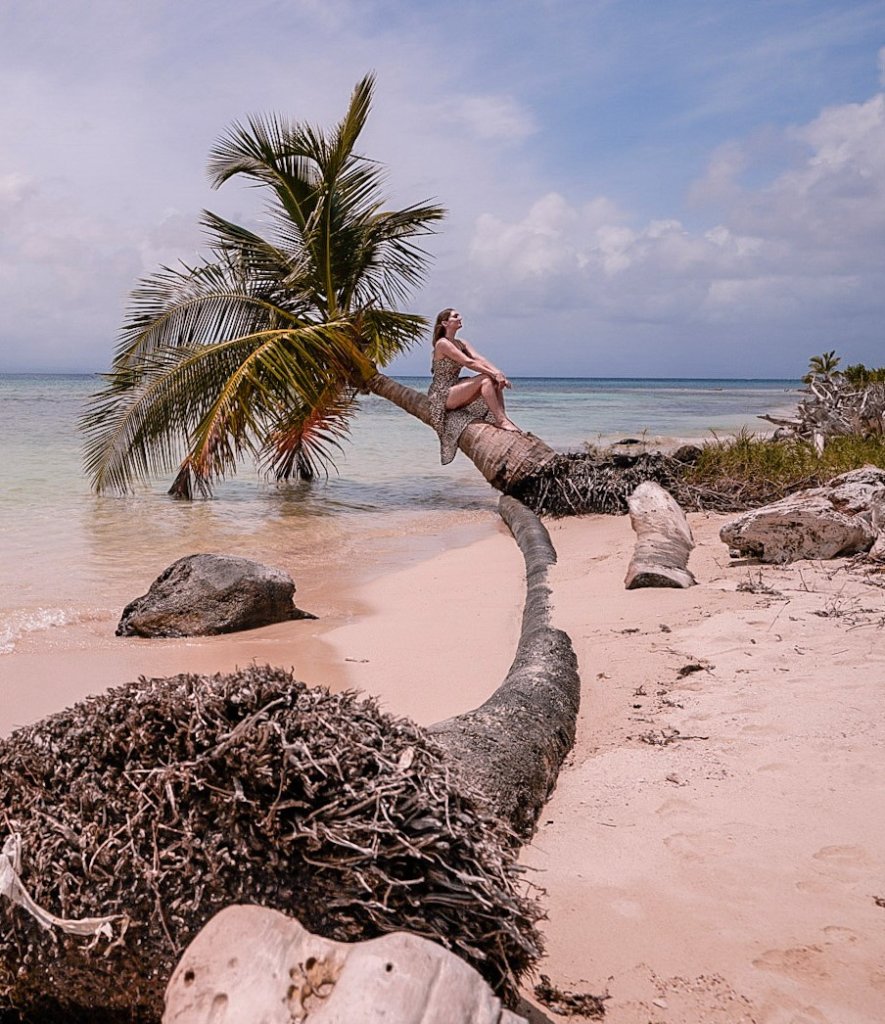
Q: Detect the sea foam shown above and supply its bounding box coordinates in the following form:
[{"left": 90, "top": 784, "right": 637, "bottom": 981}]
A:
[{"left": 0, "top": 607, "right": 82, "bottom": 655}]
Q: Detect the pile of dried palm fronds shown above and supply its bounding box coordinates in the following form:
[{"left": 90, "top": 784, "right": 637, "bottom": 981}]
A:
[
  {"left": 0, "top": 666, "right": 540, "bottom": 1023},
  {"left": 510, "top": 450, "right": 687, "bottom": 517},
  {"left": 761, "top": 379, "right": 885, "bottom": 451}
]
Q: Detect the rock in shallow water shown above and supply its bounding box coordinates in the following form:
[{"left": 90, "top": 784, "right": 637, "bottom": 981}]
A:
[{"left": 116, "top": 553, "right": 314, "bottom": 637}]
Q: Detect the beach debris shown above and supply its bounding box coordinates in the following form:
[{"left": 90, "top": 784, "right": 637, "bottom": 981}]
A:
[
  {"left": 0, "top": 666, "right": 539, "bottom": 1021},
  {"left": 533, "top": 973, "right": 608, "bottom": 1018},
  {"left": 0, "top": 834, "right": 117, "bottom": 939},
  {"left": 510, "top": 450, "right": 683, "bottom": 517},
  {"left": 624, "top": 482, "right": 697, "bottom": 589},
  {"left": 637, "top": 728, "right": 709, "bottom": 746},
  {"left": 759, "top": 377, "right": 885, "bottom": 450},
  {"left": 163, "top": 904, "right": 528, "bottom": 1024},
  {"left": 720, "top": 468, "right": 885, "bottom": 563},
  {"left": 116, "top": 553, "right": 315, "bottom": 637},
  {"left": 677, "top": 661, "right": 710, "bottom": 677},
  {"left": 736, "top": 571, "right": 782, "bottom": 596}
]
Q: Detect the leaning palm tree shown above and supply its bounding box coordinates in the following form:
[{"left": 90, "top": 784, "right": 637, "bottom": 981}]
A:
[{"left": 82, "top": 74, "right": 555, "bottom": 499}]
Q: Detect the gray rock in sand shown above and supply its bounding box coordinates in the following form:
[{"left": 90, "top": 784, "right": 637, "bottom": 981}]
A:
[{"left": 116, "top": 554, "right": 314, "bottom": 638}]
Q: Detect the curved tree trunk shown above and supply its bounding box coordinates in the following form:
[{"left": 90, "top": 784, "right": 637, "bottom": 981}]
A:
[
  {"left": 428, "top": 496, "right": 581, "bottom": 838},
  {"left": 367, "top": 372, "right": 557, "bottom": 493}
]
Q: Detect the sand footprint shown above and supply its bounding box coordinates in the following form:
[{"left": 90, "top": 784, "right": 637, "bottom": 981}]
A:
[
  {"left": 664, "top": 831, "right": 735, "bottom": 861},
  {"left": 752, "top": 945, "right": 831, "bottom": 981},
  {"left": 811, "top": 845, "right": 875, "bottom": 880},
  {"left": 655, "top": 797, "right": 703, "bottom": 822},
  {"left": 821, "top": 925, "right": 858, "bottom": 945}
]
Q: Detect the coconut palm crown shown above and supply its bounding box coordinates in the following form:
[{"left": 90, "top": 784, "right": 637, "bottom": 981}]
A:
[{"left": 82, "top": 74, "right": 445, "bottom": 497}]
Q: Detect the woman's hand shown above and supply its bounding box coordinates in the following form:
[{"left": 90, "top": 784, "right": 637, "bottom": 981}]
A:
[{"left": 495, "top": 374, "right": 512, "bottom": 389}]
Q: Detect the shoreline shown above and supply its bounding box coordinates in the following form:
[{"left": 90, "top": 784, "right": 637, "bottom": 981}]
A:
[
  {"left": 0, "top": 510, "right": 505, "bottom": 737},
  {"left": 2, "top": 503, "right": 884, "bottom": 1020}
]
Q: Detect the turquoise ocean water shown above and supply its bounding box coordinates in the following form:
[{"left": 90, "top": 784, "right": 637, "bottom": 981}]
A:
[{"left": 0, "top": 373, "right": 799, "bottom": 661}]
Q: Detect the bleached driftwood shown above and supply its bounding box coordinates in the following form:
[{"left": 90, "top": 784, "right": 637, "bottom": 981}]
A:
[
  {"left": 624, "top": 482, "right": 696, "bottom": 589},
  {"left": 163, "top": 905, "right": 526, "bottom": 1024},
  {"left": 759, "top": 378, "right": 885, "bottom": 447},
  {"left": 721, "top": 467, "right": 885, "bottom": 563},
  {"left": 869, "top": 490, "right": 885, "bottom": 561}
]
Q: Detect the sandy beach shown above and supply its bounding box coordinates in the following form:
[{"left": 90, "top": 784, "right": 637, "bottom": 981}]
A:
[
  {"left": 287, "top": 511, "right": 885, "bottom": 1023},
  {"left": 3, "top": 508, "right": 884, "bottom": 1023}
]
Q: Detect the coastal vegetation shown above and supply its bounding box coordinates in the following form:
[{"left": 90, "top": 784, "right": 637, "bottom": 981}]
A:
[
  {"left": 804, "top": 350, "right": 885, "bottom": 385},
  {"left": 683, "top": 430, "right": 885, "bottom": 508}
]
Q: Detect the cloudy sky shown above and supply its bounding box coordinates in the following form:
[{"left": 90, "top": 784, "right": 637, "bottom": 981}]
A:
[{"left": 1, "top": 0, "right": 884, "bottom": 377}]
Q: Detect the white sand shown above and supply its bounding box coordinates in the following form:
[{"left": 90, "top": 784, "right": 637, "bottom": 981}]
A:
[{"left": 324, "top": 512, "right": 885, "bottom": 1023}]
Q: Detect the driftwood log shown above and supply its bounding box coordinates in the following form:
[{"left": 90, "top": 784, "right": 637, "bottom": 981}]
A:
[
  {"left": 870, "top": 490, "right": 885, "bottom": 561},
  {"left": 429, "top": 496, "right": 581, "bottom": 838},
  {"left": 760, "top": 378, "right": 885, "bottom": 450},
  {"left": 720, "top": 467, "right": 885, "bottom": 563},
  {"left": 162, "top": 905, "right": 527, "bottom": 1024},
  {"left": 624, "top": 482, "right": 696, "bottom": 589}
]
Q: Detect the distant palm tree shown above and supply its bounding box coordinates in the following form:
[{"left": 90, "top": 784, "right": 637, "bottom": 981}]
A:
[
  {"left": 802, "top": 350, "right": 841, "bottom": 383},
  {"left": 82, "top": 75, "right": 554, "bottom": 498}
]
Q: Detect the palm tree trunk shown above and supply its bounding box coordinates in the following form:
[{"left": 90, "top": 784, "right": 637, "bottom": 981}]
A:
[
  {"left": 366, "top": 372, "right": 557, "bottom": 492},
  {"left": 429, "top": 496, "right": 580, "bottom": 837}
]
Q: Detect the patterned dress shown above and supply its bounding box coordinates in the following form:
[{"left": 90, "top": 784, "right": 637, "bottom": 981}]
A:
[{"left": 427, "top": 347, "right": 495, "bottom": 465}]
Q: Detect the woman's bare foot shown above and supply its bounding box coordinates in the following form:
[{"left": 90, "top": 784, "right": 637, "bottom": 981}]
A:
[{"left": 496, "top": 420, "right": 521, "bottom": 432}]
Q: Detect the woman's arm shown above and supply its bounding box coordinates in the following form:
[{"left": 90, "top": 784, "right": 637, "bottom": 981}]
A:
[
  {"left": 438, "top": 337, "right": 508, "bottom": 385},
  {"left": 459, "top": 340, "right": 511, "bottom": 387}
]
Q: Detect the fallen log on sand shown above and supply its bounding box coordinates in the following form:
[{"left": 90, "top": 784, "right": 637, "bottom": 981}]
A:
[
  {"left": 163, "top": 905, "right": 527, "bottom": 1024},
  {"left": 624, "top": 482, "right": 696, "bottom": 590}
]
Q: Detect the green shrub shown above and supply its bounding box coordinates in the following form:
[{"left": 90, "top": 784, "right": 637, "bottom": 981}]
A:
[
  {"left": 843, "top": 363, "right": 885, "bottom": 385},
  {"left": 683, "top": 429, "right": 885, "bottom": 506}
]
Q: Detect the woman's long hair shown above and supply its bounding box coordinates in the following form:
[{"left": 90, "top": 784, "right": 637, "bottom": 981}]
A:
[{"left": 432, "top": 308, "right": 454, "bottom": 346}]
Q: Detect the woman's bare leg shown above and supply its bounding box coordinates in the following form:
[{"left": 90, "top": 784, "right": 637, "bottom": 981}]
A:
[{"left": 445, "top": 375, "right": 519, "bottom": 431}]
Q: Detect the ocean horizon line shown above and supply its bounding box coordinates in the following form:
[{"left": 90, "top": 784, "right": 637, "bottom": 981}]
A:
[{"left": 0, "top": 370, "right": 803, "bottom": 384}]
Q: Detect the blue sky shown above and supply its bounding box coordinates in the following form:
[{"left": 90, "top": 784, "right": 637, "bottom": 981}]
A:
[{"left": 1, "top": 0, "right": 883, "bottom": 376}]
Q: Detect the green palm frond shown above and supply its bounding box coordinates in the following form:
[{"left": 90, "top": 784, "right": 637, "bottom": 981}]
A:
[
  {"left": 83, "top": 321, "right": 373, "bottom": 493},
  {"left": 84, "top": 74, "right": 445, "bottom": 496}
]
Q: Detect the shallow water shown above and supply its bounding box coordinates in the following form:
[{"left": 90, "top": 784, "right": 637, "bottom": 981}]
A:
[{"left": 0, "top": 373, "right": 799, "bottom": 664}]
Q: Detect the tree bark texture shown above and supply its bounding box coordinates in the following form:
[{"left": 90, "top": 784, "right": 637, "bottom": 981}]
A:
[
  {"left": 624, "top": 482, "right": 697, "bottom": 589},
  {"left": 367, "top": 373, "right": 558, "bottom": 493},
  {"left": 428, "top": 496, "right": 581, "bottom": 838}
]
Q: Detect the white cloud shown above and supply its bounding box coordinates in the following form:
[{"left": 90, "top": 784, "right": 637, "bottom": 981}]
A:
[
  {"left": 441, "top": 93, "right": 537, "bottom": 142},
  {"left": 462, "top": 81, "right": 885, "bottom": 371}
]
